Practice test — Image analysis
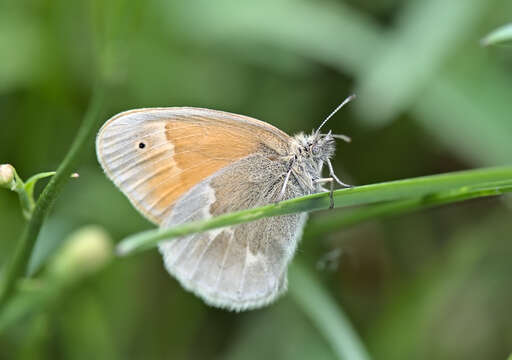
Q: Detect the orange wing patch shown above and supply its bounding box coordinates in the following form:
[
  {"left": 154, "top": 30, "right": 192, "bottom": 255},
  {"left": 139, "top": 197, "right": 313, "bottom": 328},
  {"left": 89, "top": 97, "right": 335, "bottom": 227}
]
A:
[{"left": 96, "top": 108, "right": 290, "bottom": 225}]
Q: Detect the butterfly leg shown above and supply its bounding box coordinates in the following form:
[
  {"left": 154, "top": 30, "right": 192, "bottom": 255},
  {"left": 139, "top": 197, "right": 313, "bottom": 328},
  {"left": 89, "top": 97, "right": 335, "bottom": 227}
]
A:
[
  {"left": 314, "top": 177, "right": 335, "bottom": 209},
  {"left": 326, "top": 159, "right": 352, "bottom": 188},
  {"left": 277, "top": 168, "right": 293, "bottom": 202},
  {"left": 276, "top": 157, "right": 298, "bottom": 202}
]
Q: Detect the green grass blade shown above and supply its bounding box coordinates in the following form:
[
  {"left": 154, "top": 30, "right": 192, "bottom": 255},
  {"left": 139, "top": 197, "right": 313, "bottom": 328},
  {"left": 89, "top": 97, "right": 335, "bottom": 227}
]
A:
[
  {"left": 304, "top": 179, "right": 512, "bottom": 239},
  {"left": 289, "top": 262, "right": 372, "bottom": 360},
  {"left": 116, "top": 166, "right": 512, "bottom": 256}
]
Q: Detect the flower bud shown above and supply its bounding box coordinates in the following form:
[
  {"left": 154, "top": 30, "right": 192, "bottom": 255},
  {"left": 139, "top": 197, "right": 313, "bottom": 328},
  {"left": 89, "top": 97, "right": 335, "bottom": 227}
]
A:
[
  {"left": 0, "top": 164, "right": 15, "bottom": 190},
  {"left": 49, "top": 225, "right": 113, "bottom": 283}
]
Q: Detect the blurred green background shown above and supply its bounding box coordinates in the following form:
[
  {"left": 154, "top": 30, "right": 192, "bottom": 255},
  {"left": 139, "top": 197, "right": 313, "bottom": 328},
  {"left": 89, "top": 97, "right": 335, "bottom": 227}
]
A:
[{"left": 1, "top": 0, "right": 512, "bottom": 359}]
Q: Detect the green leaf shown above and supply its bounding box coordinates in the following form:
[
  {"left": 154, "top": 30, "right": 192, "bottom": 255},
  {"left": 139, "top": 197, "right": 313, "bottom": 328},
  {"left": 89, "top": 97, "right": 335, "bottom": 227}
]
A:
[
  {"left": 481, "top": 23, "right": 512, "bottom": 46},
  {"left": 24, "top": 172, "right": 56, "bottom": 200}
]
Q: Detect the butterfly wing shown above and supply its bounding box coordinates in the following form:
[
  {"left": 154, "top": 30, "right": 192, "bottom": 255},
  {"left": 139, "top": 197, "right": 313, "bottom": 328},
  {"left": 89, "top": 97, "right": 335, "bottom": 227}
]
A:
[
  {"left": 96, "top": 107, "right": 291, "bottom": 224},
  {"left": 158, "top": 153, "right": 308, "bottom": 311}
]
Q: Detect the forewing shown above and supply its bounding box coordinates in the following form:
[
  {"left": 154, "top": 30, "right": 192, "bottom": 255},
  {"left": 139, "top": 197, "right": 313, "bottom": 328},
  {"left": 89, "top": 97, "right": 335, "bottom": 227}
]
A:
[
  {"left": 96, "top": 107, "right": 291, "bottom": 224},
  {"left": 159, "top": 154, "right": 307, "bottom": 311}
]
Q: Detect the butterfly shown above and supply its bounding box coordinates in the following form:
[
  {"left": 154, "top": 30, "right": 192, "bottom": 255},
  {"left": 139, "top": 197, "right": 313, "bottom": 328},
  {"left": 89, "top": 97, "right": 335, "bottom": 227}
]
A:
[{"left": 95, "top": 95, "right": 354, "bottom": 311}]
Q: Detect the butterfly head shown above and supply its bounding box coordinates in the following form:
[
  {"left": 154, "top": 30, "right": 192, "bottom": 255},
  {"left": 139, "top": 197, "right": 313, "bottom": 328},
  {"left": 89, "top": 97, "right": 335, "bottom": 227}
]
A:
[
  {"left": 294, "top": 131, "right": 336, "bottom": 163},
  {"left": 292, "top": 94, "right": 355, "bottom": 164}
]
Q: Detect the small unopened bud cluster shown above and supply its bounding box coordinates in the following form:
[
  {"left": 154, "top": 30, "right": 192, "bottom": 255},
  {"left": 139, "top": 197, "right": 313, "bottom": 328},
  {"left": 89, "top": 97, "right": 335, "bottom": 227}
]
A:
[{"left": 0, "top": 164, "right": 16, "bottom": 190}]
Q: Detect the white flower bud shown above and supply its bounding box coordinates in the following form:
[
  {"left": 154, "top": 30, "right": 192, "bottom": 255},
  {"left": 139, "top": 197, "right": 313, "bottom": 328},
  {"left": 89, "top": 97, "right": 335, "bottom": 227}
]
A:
[{"left": 0, "top": 164, "right": 15, "bottom": 190}]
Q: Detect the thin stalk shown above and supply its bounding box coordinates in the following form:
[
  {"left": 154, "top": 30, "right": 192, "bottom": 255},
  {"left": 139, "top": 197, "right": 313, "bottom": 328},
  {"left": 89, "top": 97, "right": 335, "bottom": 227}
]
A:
[{"left": 0, "top": 85, "right": 105, "bottom": 309}]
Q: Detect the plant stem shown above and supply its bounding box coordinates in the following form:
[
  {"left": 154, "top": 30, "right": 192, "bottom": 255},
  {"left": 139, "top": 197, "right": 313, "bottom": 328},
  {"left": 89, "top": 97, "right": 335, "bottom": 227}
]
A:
[
  {"left": 117, "top": 167, "right": 512, "bottom": 256},
  {"left": 0, "top": 84, "right": 105, "bottom": 310}
]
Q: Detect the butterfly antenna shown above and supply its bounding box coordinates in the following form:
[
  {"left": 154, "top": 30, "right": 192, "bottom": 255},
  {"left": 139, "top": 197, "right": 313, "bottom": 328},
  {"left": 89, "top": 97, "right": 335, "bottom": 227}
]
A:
[{"left": 315, "top": 94, "right": 356, "bottom": 135}]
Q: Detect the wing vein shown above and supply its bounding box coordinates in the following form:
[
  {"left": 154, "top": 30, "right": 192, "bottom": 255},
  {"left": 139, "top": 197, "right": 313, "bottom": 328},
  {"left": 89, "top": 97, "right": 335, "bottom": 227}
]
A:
[{"left": 213, "top": 232, "right": 233, "bottom": 294}]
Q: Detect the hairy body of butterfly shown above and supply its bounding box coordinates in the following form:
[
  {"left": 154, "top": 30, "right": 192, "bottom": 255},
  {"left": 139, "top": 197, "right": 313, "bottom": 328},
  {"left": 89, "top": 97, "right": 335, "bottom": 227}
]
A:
[{"left": 96, "top": 105, "right": 349, "bottom": 311}]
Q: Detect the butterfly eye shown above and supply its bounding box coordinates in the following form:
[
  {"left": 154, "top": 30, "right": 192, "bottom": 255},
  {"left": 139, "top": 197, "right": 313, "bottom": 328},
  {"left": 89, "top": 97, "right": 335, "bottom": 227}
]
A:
[
  {"left": 311, "top": 145, "right": 320, "bottom": 155},
  {"left": 138, "top": 142, "right": 146, "bottom": 149}
]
